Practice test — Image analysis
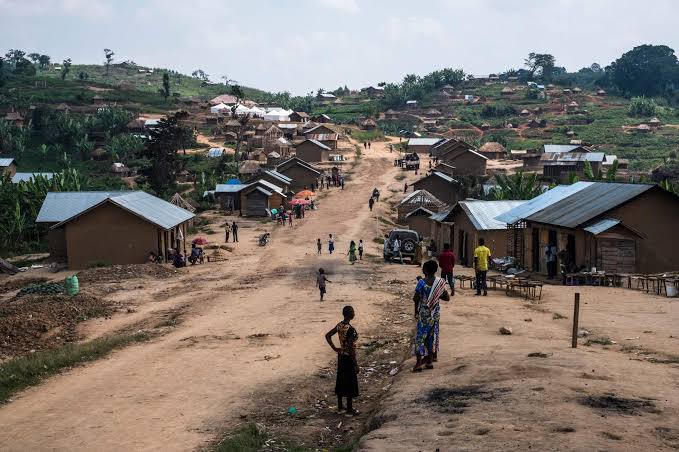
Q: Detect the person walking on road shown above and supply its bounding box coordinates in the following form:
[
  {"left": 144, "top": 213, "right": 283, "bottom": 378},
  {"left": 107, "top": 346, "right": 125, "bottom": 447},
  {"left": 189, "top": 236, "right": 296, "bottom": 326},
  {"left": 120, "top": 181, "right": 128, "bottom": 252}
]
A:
[
  {"left": 317, "top": 268, "right": 332, "bottom": 301},
  {"left": 231, "top": 221, "right": 239, "bottom": 242},
  {"left": 317, "top": 238, "right": 322, "bottom": 254},
  {"left": 328, "top": 234, "right": 335, "bottom": 254},
  {"left": 368, "top": 141, "right": 371, "bottom": 149},
  {"left": 473, "top": 238, "right": 491, "bottom": 296},
  {"left": 392, "top": 237, "right": 403, "bottom": 264},
  {"left": 368, "top": 197, "right": 374, "bottom": 211},
  {"left": 347, "top": 240, "right": 357, "bottom": 265},
  {"left": 372, "top": 188, "right": 380, "bottom": 202},
  {"left": 403, "top": 182, "right": 408, "bottom": 193},
  {"left": 224, "top": 223, "right": 231, "bottom": 243},
  {"left": 358, "top": 240, "right": 364, "bottom": 260},
  {"left": 438, "top": 243, "right": 456, "bottom": 295},
  {"left": 412, "top": 260, "right": 450, "bottom": 372}
]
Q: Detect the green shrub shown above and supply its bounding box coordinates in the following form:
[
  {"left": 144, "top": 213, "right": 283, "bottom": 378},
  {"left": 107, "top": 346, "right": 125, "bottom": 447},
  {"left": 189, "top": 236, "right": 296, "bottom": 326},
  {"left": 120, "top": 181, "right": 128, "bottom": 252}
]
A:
[{"left": 628, "top": 96, "right": 657, "bottom": 117}]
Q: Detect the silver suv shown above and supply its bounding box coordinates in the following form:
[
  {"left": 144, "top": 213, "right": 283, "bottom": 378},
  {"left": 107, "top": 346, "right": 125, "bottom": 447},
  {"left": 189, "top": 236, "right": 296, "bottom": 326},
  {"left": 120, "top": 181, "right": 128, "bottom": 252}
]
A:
[{"left": 383, "top": 229, "right": 420, "bottom": 262}]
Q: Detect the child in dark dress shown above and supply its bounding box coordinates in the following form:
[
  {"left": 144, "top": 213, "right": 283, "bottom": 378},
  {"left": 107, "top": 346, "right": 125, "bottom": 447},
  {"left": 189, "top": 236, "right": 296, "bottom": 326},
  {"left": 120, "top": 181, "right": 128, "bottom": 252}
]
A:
[{"left": 325, "top": 306, "right": 360, "bottom": 416}]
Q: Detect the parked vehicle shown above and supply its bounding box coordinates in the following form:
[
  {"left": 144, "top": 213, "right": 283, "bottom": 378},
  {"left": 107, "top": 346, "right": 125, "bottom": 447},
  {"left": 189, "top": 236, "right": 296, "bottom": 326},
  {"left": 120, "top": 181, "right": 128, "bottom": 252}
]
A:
[{"left": 383, "top": 229, "right": 420, "bottom": 262}]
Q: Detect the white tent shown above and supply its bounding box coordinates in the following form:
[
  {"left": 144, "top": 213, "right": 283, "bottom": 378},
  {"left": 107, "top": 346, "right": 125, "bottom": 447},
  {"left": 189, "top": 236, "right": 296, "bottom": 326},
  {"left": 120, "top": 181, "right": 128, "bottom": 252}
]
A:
[
  {"left": 233, "top": 104, "right": 253, "bottom": 116},
  {"left": 263, "top": 108, "right": 291, "bottom": 122},
  {"left": 249, "top": 106, "right": 265, "bottom": 117},
  {"left": 210, "top": 103, "right": 229, "bottom": 114}
]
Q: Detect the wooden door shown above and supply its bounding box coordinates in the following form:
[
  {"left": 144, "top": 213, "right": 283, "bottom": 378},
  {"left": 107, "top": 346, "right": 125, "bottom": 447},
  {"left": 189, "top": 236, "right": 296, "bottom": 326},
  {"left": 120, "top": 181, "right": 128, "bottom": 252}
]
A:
[{"left": 598, "top": 238, "right": 636, "bottom": 273}]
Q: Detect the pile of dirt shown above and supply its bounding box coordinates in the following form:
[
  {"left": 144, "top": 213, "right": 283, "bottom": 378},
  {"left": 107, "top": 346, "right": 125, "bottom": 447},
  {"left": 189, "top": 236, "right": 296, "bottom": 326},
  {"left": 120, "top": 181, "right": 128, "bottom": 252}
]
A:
[
  {"left": 0, "top": 277, "right": 49, "bottom": 295},
  {"left": 0, "top": 292, "right": 116, "bottom": 359},
  {"left": 77, "top": 264, "right": 177, "bottom": 284}
]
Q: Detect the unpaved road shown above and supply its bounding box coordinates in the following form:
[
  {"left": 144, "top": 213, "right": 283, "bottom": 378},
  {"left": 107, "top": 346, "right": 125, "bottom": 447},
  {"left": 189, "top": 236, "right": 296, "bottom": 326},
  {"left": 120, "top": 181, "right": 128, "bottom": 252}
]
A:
[{"left": 0, "top": 139, "right": 415, "bottom": 451}]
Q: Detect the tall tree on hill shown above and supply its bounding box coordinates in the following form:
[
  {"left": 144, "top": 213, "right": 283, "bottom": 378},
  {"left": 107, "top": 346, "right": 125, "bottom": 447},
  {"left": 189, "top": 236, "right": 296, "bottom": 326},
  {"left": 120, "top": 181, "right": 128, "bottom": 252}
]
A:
[
  {"left": 103, "top": 48, "right": 115, "bottom": 75},
  {"left": 37, "top": 54, "right": 51, "bottom": 70},
  {"left": 230, "top": 84, "right": 244, "bottom": 102},
  {"left": 0, "top": 57, "right": 6, "bottom": 88},
  {"left": 191, "top": 69, "right": 209, "bottom": 81},
  {"left": 27, "top": 53, "right": 41, "bottom": 65},
  {"left": 159, "top": 72, "right": 171, "bottom": 101},
  {"left": 142, "top": 115, "right": 184, "bottom": 196},
  {"left": 61, "top": 58, "right": 72, "bottom": 80},
  {"left": 4, "top": 49, "right": 26, "bottom": 69},
  {"left": 524, "top": 53, "right": 556, "bottom": 81},
  {"left": 606, "top": 44, "right": 679, "bottom": 98}
]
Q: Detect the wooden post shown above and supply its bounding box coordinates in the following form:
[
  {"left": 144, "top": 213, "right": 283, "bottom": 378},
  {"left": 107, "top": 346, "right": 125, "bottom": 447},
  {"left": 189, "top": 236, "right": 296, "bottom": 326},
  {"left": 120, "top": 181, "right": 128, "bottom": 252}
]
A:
[{"left": 571, "top": 293, "right": 580, "bottom": 348}]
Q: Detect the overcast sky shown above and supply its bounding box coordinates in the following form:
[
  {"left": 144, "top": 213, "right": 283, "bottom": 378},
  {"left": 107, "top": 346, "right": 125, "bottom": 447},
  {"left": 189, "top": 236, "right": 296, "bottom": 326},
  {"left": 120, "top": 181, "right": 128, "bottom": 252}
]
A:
[{"left": 1, "top": 0, "right": 677, "bottom": 94}]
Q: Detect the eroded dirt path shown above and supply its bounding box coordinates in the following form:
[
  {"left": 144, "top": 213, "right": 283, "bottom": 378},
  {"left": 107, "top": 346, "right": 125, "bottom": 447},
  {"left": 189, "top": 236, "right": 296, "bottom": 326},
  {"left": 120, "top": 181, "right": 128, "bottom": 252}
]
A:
[{"left": 0, "top": 138, "right": 412, "bottom": 451}]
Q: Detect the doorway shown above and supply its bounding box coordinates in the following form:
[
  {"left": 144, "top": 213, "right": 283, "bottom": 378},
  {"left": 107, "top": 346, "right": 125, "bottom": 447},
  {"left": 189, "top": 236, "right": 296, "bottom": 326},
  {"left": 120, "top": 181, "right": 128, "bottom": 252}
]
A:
[
  {"left": 458, "top": 230, "right": 466, "bottom": 266},
  {"left": 531, "top": 228, "right": 540, "bottom": 272},
  {"left": 566, "top": 233, "right": 576, "bottom": 272}
]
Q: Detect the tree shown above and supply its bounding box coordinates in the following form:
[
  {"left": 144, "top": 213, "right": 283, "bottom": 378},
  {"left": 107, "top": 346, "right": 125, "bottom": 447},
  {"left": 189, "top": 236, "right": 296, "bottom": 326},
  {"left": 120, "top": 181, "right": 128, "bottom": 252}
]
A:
[
  {"left": 583, "top": 160, "right": 596, "bottom": 180},
  {"left": 0, "top": 57, "right": 5, "bottom": 88},
  {"left": 627, "top": 96, "right": 657, "bottom": 117},
  {"left": 524, "top": 53, "right": 556, "bottom": 81},
  {"left": 4, "top": 49, "right": 26, "bottom": 68},
  {"left": 606, "top": 44, "right": 679, "bottom": 97},
  {"left": 28, "top": 53, "right": 41, "bottom": 65},
  {"left": 191, "top": 69, "right": 209, "bottom": 81},
  {"left": 38, "top": 54, "right": 51, "bottom": 70},
  {"left": 78, "top": 71, "right": 89, "bottom": 81},
  {"left": 104, "top": 48, "right": 115, "bottom": 75},
  {"left": 230, "top": 84, "right": 244, "bottom": 102},
  {"left": 607, "top": 159, "right": 619, "bottom": 182},
  {"left": 61, "top": 58, "right": 72, "bottom": 80},
  {"left": 142, "top": 116, "right": 185, "bottom": 196},
  {"left": 159, "top": 72, "right": 171, "bottom": 101},
  {"left": 492, "top": 172, "right": 543, "bottom": 200}
]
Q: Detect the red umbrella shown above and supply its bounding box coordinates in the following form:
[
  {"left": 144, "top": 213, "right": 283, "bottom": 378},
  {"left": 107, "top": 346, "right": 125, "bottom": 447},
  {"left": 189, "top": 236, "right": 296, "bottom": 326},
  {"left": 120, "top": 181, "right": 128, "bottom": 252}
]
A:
[
  {"left": 192, "top": 237, "right": 208, "bottom": 245},
  {"left": 295, "top": 190, "right": 315, "bottom": 199},
  {"left": 289, "top": 198, "right": 310, "bottom": 206}
]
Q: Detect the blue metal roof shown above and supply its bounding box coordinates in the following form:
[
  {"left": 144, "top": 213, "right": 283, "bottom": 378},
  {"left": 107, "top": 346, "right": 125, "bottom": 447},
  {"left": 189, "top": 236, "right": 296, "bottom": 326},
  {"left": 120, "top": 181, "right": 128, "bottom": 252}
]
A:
[
  {"left": 0, "top": 158, "right": 15, "bottom": 167},
  {"left": 583, "top": 218, "right": 620, "bottom": 235},
  {"left": 459, "top": 200, "right": 527, "bottom": 230},
  {"left": 544, "top": 144, "right": 579, "bottom": 154},
  {"left": 37, "top": 191, "right": 194, "bottom": 230},
  {"left": 207, "top": 147, "right": 225, "bottom": 158},
  {"left": 11, "top": 172, "right": 54, "bottom": 183},
  {"left": 526, "top": 183, "right": 654, "bottom": 228},
  {"left": 495, "top": 182, "right": 594, "bottom": 224}
]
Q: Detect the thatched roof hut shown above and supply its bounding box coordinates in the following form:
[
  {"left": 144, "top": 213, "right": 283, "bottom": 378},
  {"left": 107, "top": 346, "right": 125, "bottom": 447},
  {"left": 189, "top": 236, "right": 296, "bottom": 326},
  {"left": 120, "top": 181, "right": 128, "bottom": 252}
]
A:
[
  {"left": 239, "top": 160, "right": 262, "bottom": 176},
  {"left": 480, "top": 123, "right": 491, "bottom": 131},
  {"left": 596, "top": 89, "right": 607, "bottom": 96},
  {"left": 636, "top": 124, "right": 651, "bottom": 133},
  {"left": 91, "top": 147, "right": 107, "bottom": 160},
  {"left": 649, "top": 117, "right": 662, "bottom": 128},
  {"left": 519, "top": 109, "right": 530, "bottom": 116},
  {"left": 501, "top": 87, "right": 514, "bottom": 95}
]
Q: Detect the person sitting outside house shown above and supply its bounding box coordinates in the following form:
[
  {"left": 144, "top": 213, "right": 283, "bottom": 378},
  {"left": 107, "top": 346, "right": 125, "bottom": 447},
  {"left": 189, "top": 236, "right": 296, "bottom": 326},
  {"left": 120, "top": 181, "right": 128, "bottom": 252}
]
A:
[
  {"left": 188, "top": 243, "right": 204, "bottom": 265},
  {"left": 172, "top": 249, "right": 186, "bottom": 268}
]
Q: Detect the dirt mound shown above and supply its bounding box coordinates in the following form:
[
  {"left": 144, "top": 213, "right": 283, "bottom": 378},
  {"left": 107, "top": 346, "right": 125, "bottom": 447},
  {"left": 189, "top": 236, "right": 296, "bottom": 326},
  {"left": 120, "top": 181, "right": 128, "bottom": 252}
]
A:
[
  {"left": 77, "top": 264, "right": 177, "bottom": 284},
  {"left": 0, "top": 292, "right": 115, "bottom": 359}
]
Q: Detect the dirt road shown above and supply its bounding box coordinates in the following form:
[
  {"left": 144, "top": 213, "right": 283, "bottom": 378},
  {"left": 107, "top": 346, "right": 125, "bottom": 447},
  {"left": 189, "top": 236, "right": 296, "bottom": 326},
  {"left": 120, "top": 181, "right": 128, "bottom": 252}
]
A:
[{"left": 0, "top": 138, "right": 415, "bottom": 451}]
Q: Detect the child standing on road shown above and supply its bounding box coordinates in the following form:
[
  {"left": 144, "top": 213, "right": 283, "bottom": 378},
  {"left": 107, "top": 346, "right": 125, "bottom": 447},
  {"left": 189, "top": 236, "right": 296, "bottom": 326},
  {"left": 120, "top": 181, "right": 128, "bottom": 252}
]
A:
[
  {"left": 358, "top": 240, "right": 364, "bottom": 260},
  {"left": 317, "top": 268, "right": 331, "bottom": 301},
  {"left": 325, "top": 305, "right": 360, "bottom": 416},
  {"left": 317, "top": 238, "right": 322, "bottom": 254},
  {"left": 328, "top": 234, "right": 335, "bottom": 254}
]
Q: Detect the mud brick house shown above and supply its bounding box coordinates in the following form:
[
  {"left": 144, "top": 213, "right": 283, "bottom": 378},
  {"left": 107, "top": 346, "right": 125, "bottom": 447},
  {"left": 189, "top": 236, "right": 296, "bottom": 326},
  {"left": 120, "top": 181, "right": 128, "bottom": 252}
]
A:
[
  {"left": 497, "top": 182, "right": 679, "bottom": 275},
  {"left": 240, "top": 180, "right": 286, "bottom": 217},
  {"left": 412, "top": 171, "right": 460, "bottom": 206},
  {"left": 36, "top": 191, "right": 195, "bottom": 268},
  {"left": 434, "top": 139, "right": 488, "bottom": 176},
  {"left": 276, "top": 157, "right": 322, "bottom": 191},
  {"left": 295, "top": 139, "right": 331, "bottom": 162}
]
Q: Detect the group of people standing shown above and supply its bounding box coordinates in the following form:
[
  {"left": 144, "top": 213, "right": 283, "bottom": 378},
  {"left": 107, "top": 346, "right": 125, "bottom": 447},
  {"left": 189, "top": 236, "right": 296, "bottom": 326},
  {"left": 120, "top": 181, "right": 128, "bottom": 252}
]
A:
[
  {"left": 224, "top": 221, "right": 239, "bottom": 243},
  {"left": 317, "top": 173, "right": 345, "bottom": 190}
]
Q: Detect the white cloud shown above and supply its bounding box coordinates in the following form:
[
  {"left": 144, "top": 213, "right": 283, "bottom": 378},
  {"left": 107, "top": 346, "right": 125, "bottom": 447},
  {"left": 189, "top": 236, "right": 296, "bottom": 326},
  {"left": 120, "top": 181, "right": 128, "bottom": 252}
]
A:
[
  {"left": 385, "top": 17, "right": 445, "bottom": 40},
  {"left": 317, "top": 0, "right": 360, "bottom": 13}
]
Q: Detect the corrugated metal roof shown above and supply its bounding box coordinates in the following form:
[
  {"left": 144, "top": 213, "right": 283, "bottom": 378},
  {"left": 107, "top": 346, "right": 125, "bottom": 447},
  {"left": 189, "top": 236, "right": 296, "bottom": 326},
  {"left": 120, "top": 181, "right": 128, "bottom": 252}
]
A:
[
  {"left": 432, "top": 171, "right": 457, "bottom": 183},
  {"left": 583, "top": 218, "right": 620, "bottom": 235},
  {"left": 11, "top": 172, "right": 54, "bottom": 183},
  {"left": 459, "top": 200, "right": 527, "bottom": 230},
  {"left": 306, "top": 139, "right": 332, "bottom": 150},
  {"left": 37, "top": 191, "right": 194, "bottom": 230},
  {"left": 429, "top": 208, "right": 453, "bottom": 222},
  {"left": 408, "top": 138, "right": 442, "bottom": 146},
  {"left": 405, "top": 207, "right": 434, "bottom": 218},
  {"left": 37, "top": 191, "right": 127, "bottom": 223},
  {"left": 526, "top": 182, "right": 654, "bottom": 228},
  {"left": 215, "top": 184, "right": 249, "bottom": 193},
  {"left": 0, "top": 158, "right": 15, "bottom": 167},
  {"left": 495, "top": 182, "right": 594, "bottom": 224},
  {"left": 254, "top": 179, "right": 285, "bottom": 194},
  {"left": 557, "top": 152, "right": 605, "bottom": 163},
  {"left": 544, "top": 144, "right": 579, "bottom": 154},
  {"left": 265, "top": 170, "right": 292, "bottom": 184},
  {"left": 276, "top": 157, "right": 322, "bottom": 175}
]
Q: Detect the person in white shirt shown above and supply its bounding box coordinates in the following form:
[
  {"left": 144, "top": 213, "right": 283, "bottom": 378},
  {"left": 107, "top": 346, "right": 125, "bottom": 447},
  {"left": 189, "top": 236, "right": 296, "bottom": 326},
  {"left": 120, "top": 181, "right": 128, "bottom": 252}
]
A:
[{"left": 392, "top": 238, "right": 403, "bottom": 264}]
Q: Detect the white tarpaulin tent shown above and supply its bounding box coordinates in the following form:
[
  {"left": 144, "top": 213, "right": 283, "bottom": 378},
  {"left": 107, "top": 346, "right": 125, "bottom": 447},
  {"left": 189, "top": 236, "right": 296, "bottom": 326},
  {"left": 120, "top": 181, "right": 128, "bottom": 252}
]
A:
[
  {"left": 210, "top": 103, "right": 229, "bottom": 114},
  {"left": 263, "top": 108, "right": 292, "bottom": 122}
]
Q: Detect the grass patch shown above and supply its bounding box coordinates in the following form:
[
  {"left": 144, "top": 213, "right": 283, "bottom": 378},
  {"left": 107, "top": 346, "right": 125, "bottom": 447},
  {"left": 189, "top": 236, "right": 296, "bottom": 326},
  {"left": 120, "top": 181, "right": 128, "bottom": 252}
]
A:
[
  {"left": 377, "top": 216, "right": 395, "bottom": 226},
  {"left": 585, "top": 336, "right": 614, "bottom": 346},
  {"left": 552, "top": 312, "right": 568, "bottom": 320},
  {"left": 0, "top": 332, "right": 150, "bottom": 403},
  {"left": 373, "top": 236, "right": 385, "bottom": 244},
  {"left": 214, "top": 424, "right": 267, "bottom": 452},
  {"left": 394, "top": 173, "right": 406, "bottom": 181},
  {"left": 351, "top": 129, "right": 384, "bottom": 142}
]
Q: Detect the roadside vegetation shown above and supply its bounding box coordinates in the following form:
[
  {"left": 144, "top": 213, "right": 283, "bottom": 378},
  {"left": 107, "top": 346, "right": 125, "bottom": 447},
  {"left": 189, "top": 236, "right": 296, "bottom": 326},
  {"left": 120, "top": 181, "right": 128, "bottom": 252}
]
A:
[{"left": 0, "top": 331, "right": 150, "bottom": 404}]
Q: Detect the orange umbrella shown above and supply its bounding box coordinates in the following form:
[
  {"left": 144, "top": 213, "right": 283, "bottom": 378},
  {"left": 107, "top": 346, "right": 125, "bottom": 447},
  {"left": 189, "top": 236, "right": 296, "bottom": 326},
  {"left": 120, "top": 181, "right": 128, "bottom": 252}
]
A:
[{"left": 295, "top": 190, "right": 315, "bottom": 199}]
